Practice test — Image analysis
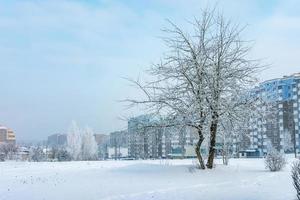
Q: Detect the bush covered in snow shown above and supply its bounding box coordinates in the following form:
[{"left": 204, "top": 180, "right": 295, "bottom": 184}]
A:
[
  {"left": 30, "top": 147, "right": 45, "bottom": 162},
  {"left": 0, "top": 143, "right": 18, "bottom": 160},
  {"left": 264, "top": 148, "right": 286, "bottom": 172},
  {"left": 0, "top": 153, "right": 5, "bottom": 161},
  {"left": 292, "top": 160, "right": 300, "bottom": 200},
  {"left": 57, "top": 149, "right": 72, "bottom": 161}
]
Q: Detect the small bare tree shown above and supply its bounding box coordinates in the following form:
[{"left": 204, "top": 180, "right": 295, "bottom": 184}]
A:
[
  {"left": 218, "top": 94, "right": 258, "bottom": 165},
  {"left": 30, "top": 146, "right": 45, "bottom": 162},
  {"left": 265, "top": 148, "right": 286, "bottom": 171},
  {"left": 292, "top": 160, "right": 300, "bottom": 200},
  {"left": 67, "top": 121, "right": 82, "bottom": 161},
  {"left": 283, "top": 129, "right": 293, "bottom": 153},
  {"left": 0, "top": 143, "right": 18, "bottom": 160}
]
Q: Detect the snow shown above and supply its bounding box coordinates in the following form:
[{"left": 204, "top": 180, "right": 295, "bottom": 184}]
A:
[{"left": 0, "top": 156, "right": 297, "bottom": 200}]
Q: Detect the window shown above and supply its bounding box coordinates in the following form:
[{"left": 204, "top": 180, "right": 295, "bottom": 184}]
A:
[{"left": 294, "top": 103, "right": 298, "bottom": 107}]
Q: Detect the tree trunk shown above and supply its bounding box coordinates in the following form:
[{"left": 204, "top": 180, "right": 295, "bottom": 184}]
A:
[
  {"left": 195, "top": 129, "right": 206, "bottom": 169},
  {"left": 222, "top": 144, "right": 229, "bottom": 165},
  {"left": 207, "top": 112, "right": 218, "bottom": 169}
]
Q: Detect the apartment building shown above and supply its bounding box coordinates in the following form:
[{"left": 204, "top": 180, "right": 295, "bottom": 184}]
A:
[
  {"left": 127, "top": 115, "right": 198, "bottom": 159},
  {"left": 47, "top": 134, "right": 67, "bottom": 147},
  {"left": 109, "top": 131, "right": 128, "bottom": 159},
  {"left": 0, "top": 125, "right": 16, "bottom": 144},
  {"left": 94, "top": 133, "right": 109, "bottom": 159},
  {"left": 239, "top": 72, "right": 300, "bottom": 156},
  {"left": 127, "top": 115, "right": 163, "bottom": 159}
]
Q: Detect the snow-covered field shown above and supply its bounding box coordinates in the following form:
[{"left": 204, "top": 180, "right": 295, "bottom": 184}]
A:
[{"left": 0, "top": 157, "right": 296, "bottom": 200}]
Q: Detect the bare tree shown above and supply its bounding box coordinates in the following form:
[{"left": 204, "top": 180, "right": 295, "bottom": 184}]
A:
[
  {"left": 292, "top": 160, "right": 300, "bottom": 200},
  {"left": 30, "top": 146, "right": 45, "bottom": 162},
  {"left": 67, "top": 121, "right": 82, "bottom": 161},
  {"left": 218, "top": 93, "right": 259, "bottom": 165},
  {"left": 81, "top": 127, "right": 98, "bottom": 161},
  {"left": 126, "top": 9, "right": 216, "bottom": 169},
  {"left": 127, "top": 7, "right": 261, "bottom": 169},
  {"left": 265, "top": 148, "right": 286, "bottom": 171},
  {"left": 254, "top": 100, "right": 278, "bottom": 155},
  {"left": 283, "top": 129, "right": 293, "bottom": 153},
  {"left": 0, "top": 143, "right": 18, "bottom": 160},
  {"left": 201, "top": 12, "right": 261, "bottom": 168},
  {"left": 218, "top": 116, "right": 240, "bottom": 165}
]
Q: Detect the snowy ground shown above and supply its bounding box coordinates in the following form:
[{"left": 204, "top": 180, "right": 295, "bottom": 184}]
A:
[{"left": 0, "top": 156, "right": 297, "bottom": 200}]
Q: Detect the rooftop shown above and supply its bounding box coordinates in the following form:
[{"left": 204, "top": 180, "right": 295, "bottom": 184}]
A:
[{"left": 261, "top": 71, "right": 300, "bottom": 85}]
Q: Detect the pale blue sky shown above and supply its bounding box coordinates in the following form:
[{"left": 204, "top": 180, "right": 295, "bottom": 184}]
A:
[{"left": 0, "top": 0, "right": 299, "bottom": 141}]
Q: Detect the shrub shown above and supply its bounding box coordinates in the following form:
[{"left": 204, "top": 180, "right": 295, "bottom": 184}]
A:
[
  {"left": 265, "top": 148, "right": 286, "bottom": 171},
  {"left": 292, "top": 160, "right": 300, "bottom": 200},
  {"left": 0, "top": 143, "right": 17, "bottom": 160},
  {"left": 57, "top": 149, "right": 72, "bottom": 161},
  {"left": 30, "top": 147, "right": 45, "bottom": 162},
  {"left": 0, "top": 153, "right": 5, "bottom": 161}
]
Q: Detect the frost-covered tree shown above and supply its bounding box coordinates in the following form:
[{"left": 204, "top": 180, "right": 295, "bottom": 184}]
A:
[
  {"left": 57, "top": 148, "right": 72, "bottom": 161},
  {"left": 283, "top": 129, "right": 293, "bottom": 153},
  {"left": 30, "top": 146, "right": 45, "bottom": 162},
  {"left": 0, "top": 143, "right": 18, "bottom": 160},
  {"left": 202, "top": 16, "right": 261, "bottom": 168},
  {"left": 81, "top": 127, "right": 98, "bottom": 161},
  {"left": 218, "top": 98, "right": 257, "bottom": 165},
  {"left": 127, "top": 7, "right": 261, "bottom": 169},
  {"left": 265, "top": 139, "right": 273, "bottom": 153},
  {"left": 218, "top": 118, "right": 237, "bottom": 165},
  {"left": 253, "top": 100, "right": 277, "bottom": 155},
  {"left": 292, "top": 160, "right": 300, "bottom": 200},
  {"left": 67, "top": 121, "right": 82, "bottom": 161},
  {"left": 265, "top": 148, "right": 286, "bottom": 171}
]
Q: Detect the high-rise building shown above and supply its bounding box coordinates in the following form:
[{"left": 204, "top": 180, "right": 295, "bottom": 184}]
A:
[
  {"left": 237, "top": 72, "right": 300, "bottom": 156},
  {"left": 108, "top": 131, "right": 127, "bottom": 159},
  {"left": 94, "top": 134, "right": 109, "bottom": 159},
  {"left": 47, "top": 134, "right": 67, "bottom": 147},
  {"left": 94, "top": 134, "right": 109, "bottom": 146},
  {"left": 0, "top": 125, "right": 16, "bottom": 144},
  {"left": 127, "top": 115, "right": 169, "bottom": 159},
  {"left": 127, "top": 115, "right": 198, "bottom": 159}
]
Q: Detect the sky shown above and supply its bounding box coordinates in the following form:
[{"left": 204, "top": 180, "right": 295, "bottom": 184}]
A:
[{"left": 0, "top": 0, "right": 299, "bottom": 141}]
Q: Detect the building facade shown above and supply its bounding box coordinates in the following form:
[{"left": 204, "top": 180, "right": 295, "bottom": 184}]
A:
[
  {"left": 94, "top": 133, "right": 109, "bottom": 159},
  {"left": 0, "top": 125, "right": 16, "bottom": 144},
  {"left": 128, "top": 115, "right": 175, "bottom": 159},
  {"left": 47, "top": 134, "right": 67, "bottom": 147},
  {"left": 238, "top": 73, "right": 300, "bottom": 156},
  {"left": 127, "top": 115, "right": 198, "bottom": 159},
  {"left": 109, "top": 131, "right": 128, "bottom": 159}
]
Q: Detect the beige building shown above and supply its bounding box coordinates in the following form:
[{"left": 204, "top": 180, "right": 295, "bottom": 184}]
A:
[{"left": 0, "top": 125, "right": 16, "bottom": 144}]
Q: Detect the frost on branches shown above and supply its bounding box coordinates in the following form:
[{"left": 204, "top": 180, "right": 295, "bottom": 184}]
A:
[
  {"left": 283, "top": 129, "right": 294, "bottom": 153},
  {"left": 67, "top": 121, "right": 82, "bottom": 161},
  {"left": 264, "top": 148, "right": 286, "bottom": 172},
  {"left": 126, "top": 7, "right": 262, "bottom": 169},
  {"left": 67, "top": 121, "right": 98, "bottom": 161},
  {"left": 81, "top": 127, "right": 98, "bottom": 161},
  {"left": 292, "top": 160, "right": 300, "bottom": 200}
]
